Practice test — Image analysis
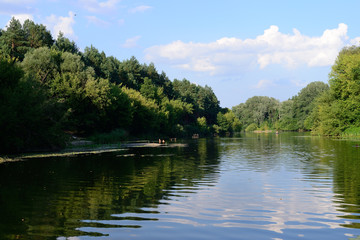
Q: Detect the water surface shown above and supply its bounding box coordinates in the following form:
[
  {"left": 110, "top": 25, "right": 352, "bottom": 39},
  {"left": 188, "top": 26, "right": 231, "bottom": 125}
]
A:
[{"left": 1, "top": 132, "right": 360, "bottom": 239}]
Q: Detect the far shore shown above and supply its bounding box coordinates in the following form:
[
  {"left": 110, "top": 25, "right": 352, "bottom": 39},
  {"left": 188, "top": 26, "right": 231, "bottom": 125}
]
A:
[{"left": 253, "top": 130, "right": 274, "bottom": 133}]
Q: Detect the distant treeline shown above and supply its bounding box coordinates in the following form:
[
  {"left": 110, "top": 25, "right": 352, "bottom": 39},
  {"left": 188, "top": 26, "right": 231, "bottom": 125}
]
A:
[
  {"left": 232, "top": 45, "right": 360, "bottom": 137},
  {"left": 1, "top": 18, "right": 359, "bottom": 154}
]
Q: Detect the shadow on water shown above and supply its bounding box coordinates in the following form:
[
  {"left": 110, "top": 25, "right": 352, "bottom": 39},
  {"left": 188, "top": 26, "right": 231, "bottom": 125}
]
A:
[{"left": 0, "top": 139, "right": 221, "bottom": 239}]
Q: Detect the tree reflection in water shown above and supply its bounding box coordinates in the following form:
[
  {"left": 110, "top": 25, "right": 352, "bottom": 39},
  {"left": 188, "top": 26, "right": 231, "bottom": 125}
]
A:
[{"left": 1, "top": 135, "right": 360, "bottom": 240}]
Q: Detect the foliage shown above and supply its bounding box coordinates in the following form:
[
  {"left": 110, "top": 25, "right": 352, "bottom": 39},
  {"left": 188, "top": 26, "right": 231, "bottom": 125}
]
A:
[
  {"left": 197, "top": 117, "right": 210, "bottom": 135},
  {"left": 0, "top": 18, "right": 28, "bottom": 60},
  {"left": 121, "top": 86, "right": 161, "bottom": 134},
  {"left": 6, "top": 16, "right": 355, "bottom": 154},
  {"left": 232, "top": 96, "right": 279, "bottom": 129},
  {"left": 292, "top": 81, "right": 329, "bottom": 130},
  {"left": 23, "top": 19, "right": 54, "bottom": 48},
  {"left": 54, "top": 32, "right": 79, "bottom": 54},
  {"left": 89, "top": 128, "right": 128, "bottom": 144},
  {"left": 233, "top": 82, "right": 329, "bottom": 132},
  {"left": 173, "top": 79, "right": 220, "bottom": 124},
  {"left": 311, "top": 46, "right": 360, "bottom": 135},
  {"left": 341, "top": 126, "right": 360, "bottom": 138},
  {"left": 277, "top": 99, "right": 297, "bottom": 131},
  {"left": 21, "top": 46, "right": 60, "bottom": 83},
  {"left": 0, "top": 17, "right": 230, "bottom": 154},
  {"left": 0, "top": 59, "right": 64, "bottom": 153},
  {"left": 0, "top": 18, "right": 53, "bottom": 61},
  {"left": 245, "top": 123, "right": 258, "bottom": 132},
  {"left": 161, "top": 98, "right": 193, "bottom": 134},
  {"left": 216, "top": 110, "right": 242, "bottom": 134}
]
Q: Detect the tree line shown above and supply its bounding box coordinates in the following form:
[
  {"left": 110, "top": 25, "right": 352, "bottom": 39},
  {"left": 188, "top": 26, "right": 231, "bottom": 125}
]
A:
[
  {"left": 232, "top": 81, "right": 329, "bottom": 132},
  {"left": 1, "top": 18, "right": 359, "bottom": 154},
  {"left": 232, "top": 45, "right": 360, "bottom": 137},
  {"left": 0, "top": 18, "right": 241, "bottom": 154}
]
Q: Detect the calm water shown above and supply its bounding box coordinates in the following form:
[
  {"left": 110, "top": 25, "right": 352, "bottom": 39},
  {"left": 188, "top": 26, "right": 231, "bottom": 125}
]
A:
[{"left": 1, "top": 132, "right": 360, "bottom": 240}]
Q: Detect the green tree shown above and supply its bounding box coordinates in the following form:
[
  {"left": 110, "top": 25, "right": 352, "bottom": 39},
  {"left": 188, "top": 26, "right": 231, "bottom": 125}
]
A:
[
  {"left": 23, "top": 19, "right": 54, "bottom": 48},
  {"left": 118, "top": 56, "right": 143, "bottom": 89},
  {"left": 277, "top": 99, "right": 297, "bottom": 130},
  {"left": 122, "top": 86, "right": 160, "bottom": 134},
  {"left": 216, "top": 110, "right": 241, "bottom": 135},
  {"left": 0, "top": 18, "right": 28, "bottom": 60},
  {"left": 84, "top": 78, "right": 132, "bottom": 132},
  {"left": 21, "top": 47, "right": 61, "bottom": 83},
  {"left": 140, "top": 77, "right": 158, "bottom": 100},
  {"left": 0, "top": 59, "right": 64, "bottom": 153},
  {"left": 54, "top": 32, "right": 79, "bottom": 54},
  {"left": 60, "top": 51, "right": 85, "bottom": 74},
  {"left": 232, "top": 96, "right": 279, "bottom": 128},
  {"left": 173, "top": 78, "right": 220, "bottom": 124},
  {"left": 104, "top": 84, "right": 132, "bottom": 131},
  {"left": 141, "top": 63, "right": 174, "bottom": 98},
  {"left": 292, "top": 81, "right": 329, "bottom": 130},
  {"left": 197, "top": 117, "right": 209, "bottom": 135},
  {"left": 161, "top": 98, "right": 193, "bottom": 134},
  {"left": 83, "top": 45, "right": 105, "bottom": 78},
  {"left": 101, "top": 56, "right": 121, "bottom": 84},
  {"left": 311, "top": 46, "right": 360, "bottom": 135}
]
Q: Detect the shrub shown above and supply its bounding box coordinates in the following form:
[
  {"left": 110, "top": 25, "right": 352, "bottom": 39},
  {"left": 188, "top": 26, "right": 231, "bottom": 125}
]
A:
[
  {"left": 342, "top": 127, "right": 360, "bottom": 138},
  {"left": 245, "top": 123, "right": 258, "bottom": 132},
  {"left": 90, "top": 129, "right": 128, "bottom": 144}
]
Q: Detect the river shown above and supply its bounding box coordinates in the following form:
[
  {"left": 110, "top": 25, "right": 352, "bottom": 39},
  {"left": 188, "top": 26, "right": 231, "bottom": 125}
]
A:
[{"left": 1, "top": 132, "right": 360, "bottom": 239}]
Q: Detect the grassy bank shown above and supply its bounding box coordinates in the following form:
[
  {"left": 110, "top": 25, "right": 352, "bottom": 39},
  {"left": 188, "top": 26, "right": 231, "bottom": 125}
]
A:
[{"left": 341, "top": 127, "right": 360, "bottom": 138}]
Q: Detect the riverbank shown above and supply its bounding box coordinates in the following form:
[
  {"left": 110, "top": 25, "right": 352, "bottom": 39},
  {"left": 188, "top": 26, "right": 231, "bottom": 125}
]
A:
[
  {"left": 0, "top": 140, "right": 188, "bottom": 164},
  {"left": 253, "top": 130, "right": 274, "bottom": 133}
]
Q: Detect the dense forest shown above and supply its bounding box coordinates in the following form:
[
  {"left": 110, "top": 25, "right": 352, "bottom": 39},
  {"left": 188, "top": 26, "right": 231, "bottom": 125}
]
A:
[
  {"left": 0, "top": 18, "right": 239, "bottom": 154},
  {"left": 1, "top": 18, "right": 360, "bottom": 154}
]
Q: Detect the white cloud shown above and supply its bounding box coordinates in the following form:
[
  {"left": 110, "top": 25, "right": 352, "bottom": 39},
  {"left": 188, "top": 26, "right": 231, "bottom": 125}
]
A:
[
  {"left": 129, "top": 5, "right": 152, "bottom": 14},
  {"left": 350, "top": 37, "right": 360, "bottom": 46},
  {"left": 46, "top": 11, "right": 76, "bottom": 39},
  {"left": 145, "top": 24, "right": 353, "bottom": 75},
  {"left": 6, "top": 14, "right": 33, "bottom": 26},
  {"left": 86, "top": 15, "right": 110, "bottom": 27},
  {"left": 122, "top": 35, "right": 141, "bottom": 48},
  {"left": 254, "top": 79, "right": 275, "bottom": 89},
  {"left": 3, "top": 14, "right": 33, "bottom": 30},
  {"left": 79, "top": 0, "right": 120, "bottom": 13}
]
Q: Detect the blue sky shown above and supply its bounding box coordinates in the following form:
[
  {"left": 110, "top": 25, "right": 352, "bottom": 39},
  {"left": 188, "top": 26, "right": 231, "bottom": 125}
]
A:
[{"left": 1, "top": 0, "right": 360, "bottom": 108}]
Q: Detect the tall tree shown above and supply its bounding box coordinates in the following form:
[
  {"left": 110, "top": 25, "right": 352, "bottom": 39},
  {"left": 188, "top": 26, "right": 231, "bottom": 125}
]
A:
[
  {"left": 23, "top": 19, "right": 54, "bottom": 48},
  {"left": 0, "top": 59, "right": 64, "bottom": 153},
  {"left": 83, "top": 45, "right": 106, "bottom": 78},
  {"left": 55, "top": 32, "right": 79, "bottom": 54},
  {"left": 232, "top": 96, "right": 279, "bottom": 128},
  {"left": 21, "top": 47, "right": 61, "bottom": 84},
  {"left": 118, "top": 56, "right": 143, "bottom": 89},
  {"left": 311, "top": 46, "right": 360, "bottom": 135},
  {"left": 0, "top": 18, "right": 28, "bottom": 60},
  {"left": 277, "top": 99, "right": 297, "bottom": 130},
  {"left": 121, "top": 86, "right": 160, "bottom": 134},
  {"left": 292, "top": 81, "right": 329, "bottom": 130},
  {"left": 101, "top": 56, "right": 121, "bottom": 84},
  {"left": 173, "top": 79, "right": 220, "bottom": 124}
]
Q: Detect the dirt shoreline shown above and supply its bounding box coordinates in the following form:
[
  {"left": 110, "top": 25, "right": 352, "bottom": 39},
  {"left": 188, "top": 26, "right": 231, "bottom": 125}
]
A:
[{"left": 0, "top": 141, "right": 188, "bottom": 163}]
